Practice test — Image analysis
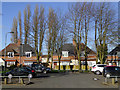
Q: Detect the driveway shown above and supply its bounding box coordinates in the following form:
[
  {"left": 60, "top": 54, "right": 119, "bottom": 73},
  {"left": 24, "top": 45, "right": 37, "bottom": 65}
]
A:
[{"left": 1, "top": 72, "right": 119, "bottom": 88}]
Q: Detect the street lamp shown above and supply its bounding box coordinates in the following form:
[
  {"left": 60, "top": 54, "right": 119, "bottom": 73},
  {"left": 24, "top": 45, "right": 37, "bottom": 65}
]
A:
[{"left": 4, "top": 31, "right": 14, "bottom": 71}]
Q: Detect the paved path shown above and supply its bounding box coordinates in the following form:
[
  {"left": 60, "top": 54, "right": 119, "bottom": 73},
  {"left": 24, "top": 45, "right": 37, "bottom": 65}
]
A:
[{"left": 2, "top": 72, "right": 118, "bottom": 88}]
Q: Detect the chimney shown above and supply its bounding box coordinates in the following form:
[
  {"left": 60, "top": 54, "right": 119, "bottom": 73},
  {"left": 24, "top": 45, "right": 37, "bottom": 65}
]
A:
[
  {"left": 73, "top": 39, "right": 76, "bottom": 46},
  {"left": 17, "top": 39, "right": 21, "bottom": 45}
]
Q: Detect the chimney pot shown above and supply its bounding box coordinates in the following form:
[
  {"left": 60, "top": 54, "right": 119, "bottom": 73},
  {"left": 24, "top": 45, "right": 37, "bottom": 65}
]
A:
[
  {"left": 73, "top": 39, "right": 76, "bottom": 46},
  {"left": 17, "top": 39, "right": 21, "bottom": 45}
]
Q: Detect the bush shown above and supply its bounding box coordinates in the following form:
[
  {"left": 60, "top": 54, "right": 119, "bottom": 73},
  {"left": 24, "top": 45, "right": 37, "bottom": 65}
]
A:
[
  {"left": 8, "top": 64, "right": 16, "bottom": 70},
  {"left": 50, "top": 70, "right": 59, "bottom": 73}
]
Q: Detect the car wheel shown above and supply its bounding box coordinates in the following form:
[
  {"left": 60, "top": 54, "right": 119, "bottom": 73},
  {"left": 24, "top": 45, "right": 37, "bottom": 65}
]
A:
[
  {"left": 43, "top": 70, "right": 47, "bottom": 74},
  {"left": 95, "top": 71, "right": 101, "bottom": 75}
]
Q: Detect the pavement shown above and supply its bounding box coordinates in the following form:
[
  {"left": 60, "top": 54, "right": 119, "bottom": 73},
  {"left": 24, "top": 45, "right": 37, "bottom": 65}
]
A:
[{"left": 1, "top": 72, "right": 119, "bottom": 88}]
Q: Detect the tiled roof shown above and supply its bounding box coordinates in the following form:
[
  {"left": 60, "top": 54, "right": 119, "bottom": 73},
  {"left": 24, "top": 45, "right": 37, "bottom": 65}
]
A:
[
  {"left": 62, "top": 43, "right": 75, "bottom": 56},
  {"left": 0, "top": 43, "right": 36, "bottom": 56},
  {"left": 109, "top": 44, "right": 120, "bottom": 55},
  {"left": 19, "top": 44, "right": 36, "bottom": 56},
  {"left": 0, "top": 43, "right": 19, "bottom": 56},
  {"left": 54, "top": 43, "right": 96, "bottom": 56}
]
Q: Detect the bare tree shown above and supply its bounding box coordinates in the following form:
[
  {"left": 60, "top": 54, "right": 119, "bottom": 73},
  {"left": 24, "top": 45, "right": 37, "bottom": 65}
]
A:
[
  {"left": 93, "top": 3, "right": 117, "bottom": 64},
  {"left": 24, "top": 5, "right": 31, "bottom": 44},
  {"left": 95, "top": 3, "right": 118, "bottom": 63},
  {"left": 32, "top": 5, "right": 39, "bottom": 62},
  {"left": 47, "top": 8, "right": 59, "bottom": 70},
  {"left": 68, "top": 3, "right": 82, "bottom": 71},
  {"left": 27, "top": 5, "right": 31, "bottom": 45},
  {"left": 83, "top": 2, "right": 93, "bottom": 71},
  {"left": 24, "top": 8, "right": 27, "bottom": 44},
  {"left": 31, "top": 5, "right": 46, "bottom": 63},
  {"left": 46, "top": 8, "right": 52, "bottom": 64},
  {"left": 18, "top": 11, "right": 22, "bottom": 43},
  {"left": 55, "top": 15, "right": 68, "bottom": 70},
  {"left": 11, "top": 16, "right": 18, "bottom": 43},
  {"left": 38, "top": 6, "right": 46, "bottom": 61},
  {"left": 69, "top": 2, "right": 93, "bottom": 71}
]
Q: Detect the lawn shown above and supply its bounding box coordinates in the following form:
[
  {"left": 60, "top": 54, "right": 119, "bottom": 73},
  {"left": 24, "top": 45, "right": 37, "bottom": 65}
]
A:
[{"left": 0, "top": 70, "right": 10, "bottom": 74}]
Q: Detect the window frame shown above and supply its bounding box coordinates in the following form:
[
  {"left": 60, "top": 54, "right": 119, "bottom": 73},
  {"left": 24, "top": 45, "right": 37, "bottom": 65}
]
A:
[
  {"left": 62, "top": 51, "right": 69, "bottom": 57},
  {"left": 7, "top": 52, "right": 14, "bottom": 57},
  {"left": 25, "top": 52, "right": 32, "bottom": 58}
]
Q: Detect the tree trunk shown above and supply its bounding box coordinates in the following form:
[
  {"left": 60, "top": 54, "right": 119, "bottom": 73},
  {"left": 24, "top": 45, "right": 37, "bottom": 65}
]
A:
[
  {"left": 58, "top": 56, "right": 61, "bottom": 70},
  {"left": 85, "top": 16, "right": 88, "bottom": 71},
  {"left": 77, "top": 53, "right": 81, "bottom": 71}
]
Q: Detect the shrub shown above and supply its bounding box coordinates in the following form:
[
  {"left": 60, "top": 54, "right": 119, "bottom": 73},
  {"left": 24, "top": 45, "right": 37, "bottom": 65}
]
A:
[{"left": 8, "top": 64, "right": 16, "bottom": 70}]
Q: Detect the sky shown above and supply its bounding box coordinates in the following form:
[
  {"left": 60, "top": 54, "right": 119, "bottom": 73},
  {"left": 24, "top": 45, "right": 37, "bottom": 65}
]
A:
[{"left": 0, "top": 0, "right": 119, "bottom": 55}]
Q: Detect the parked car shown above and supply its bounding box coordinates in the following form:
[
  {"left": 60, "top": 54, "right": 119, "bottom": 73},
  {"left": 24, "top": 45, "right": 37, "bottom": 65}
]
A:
[
  {"left": 46, "top": 67, "right": 51, "bottom": 72},
  {"left": 103, "top": 66, "right": 120, "bottom": 78},
  {"left": 31, "top": 64, "right": 51, "bottom": 74},
  {"left": 91, "top": 64, "right": 106, "bottom": 75},
  {"left": 3, "top": 66, "right": 36, "bottom": 77}
]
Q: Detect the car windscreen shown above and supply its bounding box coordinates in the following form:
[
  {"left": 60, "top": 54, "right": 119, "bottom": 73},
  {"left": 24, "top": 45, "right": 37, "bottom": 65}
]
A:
[{"left": 106, "top": 67, "right": 120, "bottom": 71}]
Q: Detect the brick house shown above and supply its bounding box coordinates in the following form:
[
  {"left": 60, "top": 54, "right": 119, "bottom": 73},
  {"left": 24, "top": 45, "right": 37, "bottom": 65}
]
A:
[
  {"left": 107, "top": 44, "right": 120, "bottom": 66},
  {"left": 0, "top": 39, "right": 97, "bottom": 70},
  {"left": 0, "top": 40, "right": 38, "bottom": 67},
  {"left": 51, "top": 40, "right": 97, "bottom": 70}
]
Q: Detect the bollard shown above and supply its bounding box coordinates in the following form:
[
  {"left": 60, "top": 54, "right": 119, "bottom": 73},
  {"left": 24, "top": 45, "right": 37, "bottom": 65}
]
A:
[
  {"left": 8, "top": 78, "right": 12, "bottom": 83},
  {"left": 115, "top": 77, "right": 118, "bottom": 83},
  {"left": 104, "top": 77, "right": 108, "bottom": 84},
  {"left": 20, "top": 78, "right": 24, "bottom": 84},
  {"left": 28, "top": 77, "right": 31, "bottom": 83},
  {"left": 112, "top": 78, "right": 115, "bottom": 85},
  {"left": 18, "top": 77, "right": 21, "bottom": 84},
  {"left": 8, "top": 74, "right": 12, "bottom": 84},
  {"left": 28, "top": 74, "right": 32, "bottom": 83},
  {"left": 4, "top": 78, "right": 7, "bottom": 84}
]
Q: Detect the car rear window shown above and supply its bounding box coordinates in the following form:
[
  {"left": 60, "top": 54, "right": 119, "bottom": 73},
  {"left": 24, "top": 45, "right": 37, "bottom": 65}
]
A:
[
  {"left": 24, "top": 67, "right": 31, "bottom": 71},
  {"left": 97, "top": 65, "right": 106, "bottom": 67}
]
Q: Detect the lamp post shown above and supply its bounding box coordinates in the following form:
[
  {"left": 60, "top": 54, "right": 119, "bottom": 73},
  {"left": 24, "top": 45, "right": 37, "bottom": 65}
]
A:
[{"left": 4, "top": 32, "right": 14, "bottom": 71}]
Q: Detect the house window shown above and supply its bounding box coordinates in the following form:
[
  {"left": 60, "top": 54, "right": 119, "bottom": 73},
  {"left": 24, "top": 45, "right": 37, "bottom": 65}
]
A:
[
  {"left": 7, "top": 62, "right": 15, "bottom": 67},
  {"left": 25, "top": 52, "right": 32, "bottom": 57},
  {"left": 62, "top": 51, "right": 68, "bottom": 57},
  {"left": 8, "top": 52, "right": 14, "bottom": 57},
  {"left": 117, "top": 52, "right": 120, "bottom": 57}
]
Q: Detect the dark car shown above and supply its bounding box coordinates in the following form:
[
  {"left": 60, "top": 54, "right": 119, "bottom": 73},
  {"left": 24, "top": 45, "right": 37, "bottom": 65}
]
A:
[
  {"left": 46, "top": 67, "right": 51, "bottom": 72},
  {"left": 103, "top": 66, "right": 120, "bottom": 78},
  {"left": 3, "top": 66, "right": 36, "bottom": 77},
  {"left": 31, "top": 64, "right": 51, "bottom": 74}
]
